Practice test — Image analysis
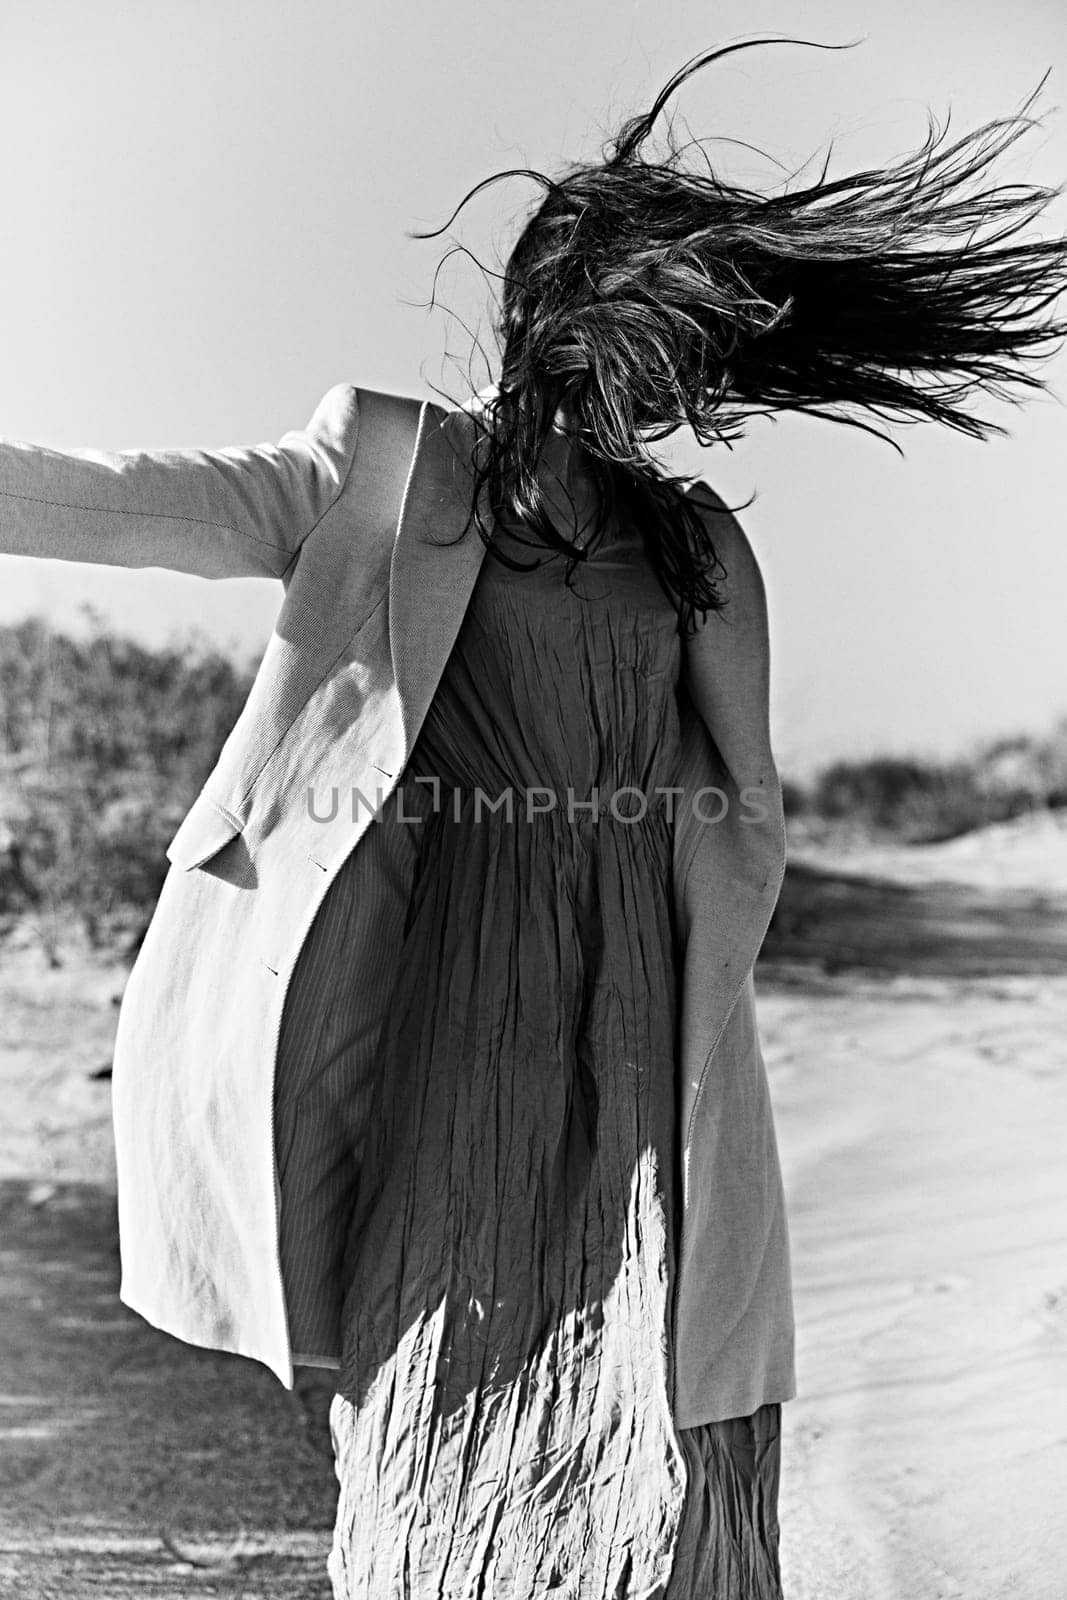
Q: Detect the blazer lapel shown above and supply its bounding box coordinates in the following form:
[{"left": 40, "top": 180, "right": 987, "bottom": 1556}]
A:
[{"left": 388, "top": 401, "right": 488, "bottom": 765}]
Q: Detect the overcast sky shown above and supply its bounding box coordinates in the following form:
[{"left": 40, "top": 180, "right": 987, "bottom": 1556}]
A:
[{"left": 0, "top": 0, "right": 1064, "bottom": 778}]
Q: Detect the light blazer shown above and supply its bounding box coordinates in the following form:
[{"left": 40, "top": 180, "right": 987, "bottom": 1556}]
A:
[{"left": 0, "top": 385, "right": 793, "bottom": 1428}]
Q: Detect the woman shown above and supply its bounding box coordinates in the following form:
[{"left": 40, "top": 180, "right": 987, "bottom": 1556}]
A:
[{"left": 3, "top": 39, "right": 1066, "bottom": 1600}]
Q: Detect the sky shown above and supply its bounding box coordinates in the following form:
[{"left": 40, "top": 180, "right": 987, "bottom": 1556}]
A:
[{"left": 0, "top": 0, "right": 1064, "bottom": 779}]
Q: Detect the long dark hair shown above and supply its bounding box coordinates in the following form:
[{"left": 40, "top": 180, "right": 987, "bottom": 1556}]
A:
[{"left": 418, "top": 39, "right": 1067, "bottom": 636}]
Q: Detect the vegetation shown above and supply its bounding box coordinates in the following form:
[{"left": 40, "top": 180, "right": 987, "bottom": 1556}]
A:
[
  {"left": 1, "top": 614, "right": 1064, "bottom": 957},
  {"left": 784, "top": 732, "right": 1067, "bottom": 842},
  {"left": 0, "top": 613, "right": 253, "bottom": 958}
]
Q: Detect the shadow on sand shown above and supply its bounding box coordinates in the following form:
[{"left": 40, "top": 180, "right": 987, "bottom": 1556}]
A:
[
  {"left": 0, "top": 1180, "right": 338, "bottom": 1598},
  {"left": 763, "top": 859, "right": 1067, "bottom": 980}
]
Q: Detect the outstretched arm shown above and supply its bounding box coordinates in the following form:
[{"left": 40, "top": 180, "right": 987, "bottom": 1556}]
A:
[{"left": 0, "top": 383, "right": 360, "bottom": 582}]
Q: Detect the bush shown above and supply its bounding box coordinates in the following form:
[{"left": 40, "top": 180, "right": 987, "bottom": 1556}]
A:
[
  {"left": 807, "top": 726, "right": 1066, "bottom": 844},
  {"left": 0, "top": 612, "right": 253, "bottom": 950},
  {"left": 780, "top": 777, "right": 809, "bottom": 818}
]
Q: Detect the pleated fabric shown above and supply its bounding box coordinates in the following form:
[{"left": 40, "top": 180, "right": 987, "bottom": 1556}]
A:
[{"left": 327, "top": 516, "right": 783, "bottom": 1599}]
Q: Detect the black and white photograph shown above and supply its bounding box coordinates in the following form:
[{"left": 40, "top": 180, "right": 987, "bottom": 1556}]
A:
[{"left": 1, "top": 5, "right": 1066, "bottom": 1597}]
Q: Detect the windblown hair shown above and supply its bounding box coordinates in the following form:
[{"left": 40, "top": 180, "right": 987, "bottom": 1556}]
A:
[{"left": 418, "top": 38, "right": 1067, "bottom": 635}]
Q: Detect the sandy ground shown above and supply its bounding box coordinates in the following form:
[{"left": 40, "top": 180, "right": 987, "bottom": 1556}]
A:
[
  {"left": 0, "top": 937, "right": 338, "bottom": 1599},
  {"left": 767, "top": 971, "right": 1067, "bottom": 1599},
  {"left": 2, "top": 812, "right": 1066, "bottom": 1598}
]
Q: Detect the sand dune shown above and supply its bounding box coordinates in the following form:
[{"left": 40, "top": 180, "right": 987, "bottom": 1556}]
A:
[{"left": 789, "top": 806, "right": 1067, "bottom": 893}]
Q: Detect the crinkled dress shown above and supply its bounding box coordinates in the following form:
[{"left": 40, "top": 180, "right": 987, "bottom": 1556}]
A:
[{"left": 327, "top": 512, "right": 782, "bottom": 1599}]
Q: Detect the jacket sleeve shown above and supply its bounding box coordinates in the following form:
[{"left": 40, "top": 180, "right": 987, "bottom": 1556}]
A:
[{"left": 0, "top": 382, "right": 361, "bottom": 581}]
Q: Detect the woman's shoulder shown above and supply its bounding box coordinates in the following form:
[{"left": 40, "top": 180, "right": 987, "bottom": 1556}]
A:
[{"left": 681, "top": 477, "right": 764, "bottom": 594}]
